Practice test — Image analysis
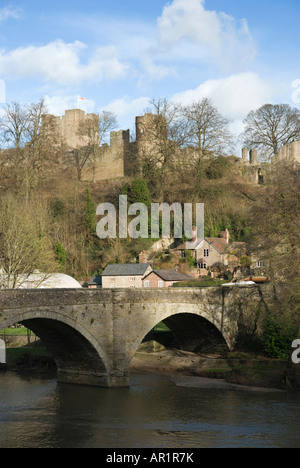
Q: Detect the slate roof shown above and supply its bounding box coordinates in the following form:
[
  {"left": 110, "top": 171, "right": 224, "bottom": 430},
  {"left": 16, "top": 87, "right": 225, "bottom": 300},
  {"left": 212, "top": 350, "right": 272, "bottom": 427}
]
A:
[
  {"left": 205, "top": 238, "right": 228, "bottom": 254},
  {"left": 102, "top": 264, "right": 152, "bottom": 276},
  {"left": 87, "top": 276, "right": 102, "bottom": 286},
  {"left": 174, "top": 237, "right": 230, "bottom": 255},
  {"left": 144, "top": 269, "right": 191, "bottom": 281}
]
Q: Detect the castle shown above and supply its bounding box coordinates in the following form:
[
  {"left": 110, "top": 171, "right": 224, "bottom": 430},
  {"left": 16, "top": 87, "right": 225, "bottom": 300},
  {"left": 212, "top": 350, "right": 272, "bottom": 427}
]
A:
[{"left": 43, "top": 109, "right": 300, "bottom": 183}]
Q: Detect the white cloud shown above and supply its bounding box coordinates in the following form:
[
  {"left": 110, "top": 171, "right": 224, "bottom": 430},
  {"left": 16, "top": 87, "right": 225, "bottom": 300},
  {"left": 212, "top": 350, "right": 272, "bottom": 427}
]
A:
[
  {"left": 103, "top": 96, "right": 150, "bottom": 124},
  {"left": 0, "top": 40, "right": 128, "bottom": 85},
  {"left": 44, "top": 95, "right": 96, "bottom": 116},
  {"left": 0, "top": 6, "right": 21, "bottom": 22},
  {"left": 172, "top": 72, "right": 279, "bottom": 145},
  {"left": 172, "top": 72, "right": 276, "bottom": 120},
  {"left": 157, "top": 0, "right": 256, "bottom": 69}
]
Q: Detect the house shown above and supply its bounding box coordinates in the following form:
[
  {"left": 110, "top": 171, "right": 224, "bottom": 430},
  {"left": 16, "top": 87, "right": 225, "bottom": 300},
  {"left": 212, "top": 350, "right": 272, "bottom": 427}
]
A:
[
  {"left": 86, "top": 276, "right": 102, "bottom": 289},
  {"left": 173, "top": 229, "right": 230, "bottom": 271},
  {"left": 101, "top": 263, "right": 152, "bottom": 288},
  {"left": 142, "top": 269, "right": 191, "bottom": 288},
  {"left": 172, "top": 228, "right": 248, "bottom": 276}
]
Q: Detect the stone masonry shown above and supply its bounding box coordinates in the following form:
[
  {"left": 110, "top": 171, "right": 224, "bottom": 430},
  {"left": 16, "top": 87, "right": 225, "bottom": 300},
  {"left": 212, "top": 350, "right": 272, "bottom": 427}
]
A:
[
  {"left": 0, "top": 285, "right": 275, "bottom": 388},
  {"left": 43, "top": 108, "right": 300, "bottom": 184}
]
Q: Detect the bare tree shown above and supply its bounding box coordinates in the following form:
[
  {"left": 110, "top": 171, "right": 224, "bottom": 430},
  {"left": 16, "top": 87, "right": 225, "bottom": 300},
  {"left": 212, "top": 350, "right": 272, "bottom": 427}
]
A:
[
  {"left": 0, "top": 195, "right": 56, "bottom": 288},
  {"left": 23, "top": 99, "right": 61, "bottom": 194},
  {"left": 0, "top": 99, "right": 61, "bottom": 195},
  {"left": 242, "top": 103, "right": 300, "bottom": 161},
  {"left": 94, "top": 111, "right": 117, "bottom": 183},
  {"left": 180, "top": 98, "right": 234, "bottom": 193},
  {"left": 73, "top": 110, "right": 117, "bottom": 182},
  {"left": 0, "top": 101, "right": 28, "bottom": 149},
  {"left": 181, "top": 98, "right": 234, "bottom": 157},
  {"left": 148, "top": 98, "right": 187, "bottom": 162}
]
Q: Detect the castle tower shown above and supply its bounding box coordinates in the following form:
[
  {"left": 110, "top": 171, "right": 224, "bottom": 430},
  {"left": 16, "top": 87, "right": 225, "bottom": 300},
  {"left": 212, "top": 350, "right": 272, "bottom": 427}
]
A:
[
  {"left": 43, "top": 109, "right": 99, "bottom": 150},
  {"left": 289, "top": 141, "right": 300, "bottom": 164},
  {"left": 242, "top": 147, "right": 248, "bottom": 162},
  {"left": 249, "top": 149, "right": 258, "bottom": 165},
  {"left": 136, "top": 113, "right": 168, "bottom": 160}
]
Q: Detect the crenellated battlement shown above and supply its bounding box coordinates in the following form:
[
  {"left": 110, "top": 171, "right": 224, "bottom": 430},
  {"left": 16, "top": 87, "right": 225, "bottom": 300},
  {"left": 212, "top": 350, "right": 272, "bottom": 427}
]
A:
[{"left": 43, "top": 108, "right": 300, "bottom": 184}]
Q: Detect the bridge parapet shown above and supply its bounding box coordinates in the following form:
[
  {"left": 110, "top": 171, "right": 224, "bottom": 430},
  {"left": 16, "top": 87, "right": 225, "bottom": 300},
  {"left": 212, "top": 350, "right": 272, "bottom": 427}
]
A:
[{"left": 0, "top": 285, "right": 273, "bottom": 387}]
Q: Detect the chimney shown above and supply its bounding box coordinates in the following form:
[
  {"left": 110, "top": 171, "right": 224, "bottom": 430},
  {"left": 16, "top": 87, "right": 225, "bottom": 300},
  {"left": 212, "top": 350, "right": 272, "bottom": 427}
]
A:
[
  {"left": 220, "top": 228, "right": 230, "bottom": 244},
  {"left": 192, "top": 226, "right": 197, "bottom": 242},
  {"left": 224, "top": 228, "right": 230, "bottom": 244},
  {"left": 139, "top": 251, "right": 148, "bottom": 264}
]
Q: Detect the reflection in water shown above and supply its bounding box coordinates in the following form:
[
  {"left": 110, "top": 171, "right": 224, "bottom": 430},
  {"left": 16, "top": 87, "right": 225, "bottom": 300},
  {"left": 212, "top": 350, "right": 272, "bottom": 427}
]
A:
[{"left": 0, "top": 372, "right": 299, "bottom": 448}]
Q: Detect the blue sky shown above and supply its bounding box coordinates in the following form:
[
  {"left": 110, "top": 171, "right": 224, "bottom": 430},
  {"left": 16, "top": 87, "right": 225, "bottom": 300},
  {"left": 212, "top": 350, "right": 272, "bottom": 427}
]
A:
[{"left": 0, "top": 0, "right": 299, "bottom": 145}]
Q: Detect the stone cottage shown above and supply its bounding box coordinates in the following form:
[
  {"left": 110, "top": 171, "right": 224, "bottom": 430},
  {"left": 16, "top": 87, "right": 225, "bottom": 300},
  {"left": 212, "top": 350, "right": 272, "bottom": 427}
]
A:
[
  {"left": 101, "top": 263, "right": 152, "bottom": 288},
  {"left": 142, "top": 269, "right": 191, "bottom": 288}
]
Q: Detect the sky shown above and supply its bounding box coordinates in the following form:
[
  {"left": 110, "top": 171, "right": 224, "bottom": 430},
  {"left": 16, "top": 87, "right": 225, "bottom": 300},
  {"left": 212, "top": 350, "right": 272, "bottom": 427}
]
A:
[{"left": 0, "top": 0, "right": 299, "bottom": 150}]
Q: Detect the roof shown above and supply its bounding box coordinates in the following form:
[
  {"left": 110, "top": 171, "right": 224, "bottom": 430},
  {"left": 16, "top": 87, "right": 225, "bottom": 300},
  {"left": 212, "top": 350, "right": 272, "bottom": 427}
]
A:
[
  {"left": 144, "top": 269, "right": 191, "bottom": 282},
  {"left": 173, "top": 239, "right": 203, "bottom": 251},
  {"left": 205, "top": 238, "right": 228, "bottom": 254},
  {"left": 87, "top": 276, "right": 102, "bottom": 286},
  {"left": 102, "top": 264, "right": 152, "bottom": 277},
  {"left": 173, "top": 237, "right": 228, "bottom": 254}
]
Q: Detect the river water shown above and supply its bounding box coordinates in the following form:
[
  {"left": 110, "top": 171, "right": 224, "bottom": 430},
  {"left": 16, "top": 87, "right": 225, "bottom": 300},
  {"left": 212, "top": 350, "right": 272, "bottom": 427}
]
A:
[{"left": 0, "top": 371, "right": 299, "bottom": 448}]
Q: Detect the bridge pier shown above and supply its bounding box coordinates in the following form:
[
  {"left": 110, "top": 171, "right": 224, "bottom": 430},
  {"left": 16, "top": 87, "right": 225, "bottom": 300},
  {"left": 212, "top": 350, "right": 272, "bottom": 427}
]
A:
[
  {"left": 57, "top": 369, "right": 130, "bottom": 388},
  {"left": 107, "top": 370, "right": 130, "bottom": 388}
]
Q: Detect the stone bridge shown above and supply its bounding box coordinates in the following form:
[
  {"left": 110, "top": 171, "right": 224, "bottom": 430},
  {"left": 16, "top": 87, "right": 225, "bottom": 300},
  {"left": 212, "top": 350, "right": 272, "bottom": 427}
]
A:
[{"left": 0, "top": 285, "right": 274, "bottom": 387}]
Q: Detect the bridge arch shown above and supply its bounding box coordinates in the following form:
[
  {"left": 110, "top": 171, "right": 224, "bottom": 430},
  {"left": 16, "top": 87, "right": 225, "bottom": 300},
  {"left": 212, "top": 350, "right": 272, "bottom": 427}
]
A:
[
  {"left": 3, "top": 311, "right": 112, "bottom": 387},
  {"left": 0, "top": 285, "right": 270, "bottom": 387},
  {"left": 125, "top": 301, "right": 232, "bottom": 372}
]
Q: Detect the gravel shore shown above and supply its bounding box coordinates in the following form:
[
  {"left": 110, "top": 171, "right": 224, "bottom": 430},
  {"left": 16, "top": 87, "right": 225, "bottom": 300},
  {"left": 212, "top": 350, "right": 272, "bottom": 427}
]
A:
[{"left": 130, "top": 347, "right": 290, "bottom": 392}]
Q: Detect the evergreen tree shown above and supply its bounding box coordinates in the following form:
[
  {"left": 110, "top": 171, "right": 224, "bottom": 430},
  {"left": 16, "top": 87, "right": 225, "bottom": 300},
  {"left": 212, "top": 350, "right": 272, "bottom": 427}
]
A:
[
  {"left": 54, "top": 242, "right": 66, "bottom": 272},
  {"left": 84, "top": 188, "right": 96, "bottom": 234}
]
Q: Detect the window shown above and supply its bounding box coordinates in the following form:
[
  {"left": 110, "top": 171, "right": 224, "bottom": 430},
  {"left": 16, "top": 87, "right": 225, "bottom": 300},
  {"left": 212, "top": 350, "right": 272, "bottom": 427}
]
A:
[
  {"left": 257, "top": 261, "right": 264, "bottom": 268},
  {"left": 129, "top": 277, "right": 136, "bottom": 281},
  {"left": 180, "top": 250, "right": 185, "bottom": 258},
  {"left": 199, "top": 263, "right": 207, "bottom": 269},
  {"left": 109, "top": 277, "right": 115, "bottom": 282},
  {"left": 144, "top": 281, "right": 150, "bottom": 288},
  {"left": 204, "top": 249, "right": 209, "bottom": 257},
  {"left": 158, "top": 281, "right": 164, "bottom": 288}
]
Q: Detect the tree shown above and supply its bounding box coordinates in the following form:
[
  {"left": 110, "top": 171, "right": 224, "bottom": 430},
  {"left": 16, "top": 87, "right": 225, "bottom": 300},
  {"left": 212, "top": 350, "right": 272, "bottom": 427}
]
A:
[
  {"left": 0, "top": 99, "right": 61, "bottom": 196},
  {"left": 0, "top": 101, "right": 28, "bottom": 149},
  {"left": 181, "top": 98, "right": 234, "bottom": 193},
  {"left": 242, "top": 103, "right": 300, "bottom": 161},
  {"left": 54, "top": 242, "right": 66, "bottom": 272},
  {"left": 22, "top": 99, "right": 61, "bottom": 196},
  {"left": 182, "top": 98, "right": 233, "bottom": 157},
  {"left": 75, "top": 111, "right": 117, "bottom": 182},
  {"left": 0, "top": 195, "right": 56, "bottom": 288},
  {"left": 83, "top": 188, "right": 96, "bottom": 234},
  {"left": 248, "top": 161, "right": 300, "bottom": 348},
  {"left": 143, "top": 98, "right": 187, "bottom": 167}
]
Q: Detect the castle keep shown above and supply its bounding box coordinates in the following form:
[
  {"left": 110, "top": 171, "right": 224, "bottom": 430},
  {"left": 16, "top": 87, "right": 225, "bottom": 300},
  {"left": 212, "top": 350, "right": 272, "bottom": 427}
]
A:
[{"left": 44, "top": 109, "right": 300, "bottom": 183}]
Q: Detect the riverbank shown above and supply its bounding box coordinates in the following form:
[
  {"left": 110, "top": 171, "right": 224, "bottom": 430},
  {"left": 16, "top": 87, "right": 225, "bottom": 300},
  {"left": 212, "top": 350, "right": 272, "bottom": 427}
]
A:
[
  {"left": 1, "top": 340, "right": 299, "bottom": 391},
  {"left": 130, "top": 342, "right": 300, "bottom": 391}
]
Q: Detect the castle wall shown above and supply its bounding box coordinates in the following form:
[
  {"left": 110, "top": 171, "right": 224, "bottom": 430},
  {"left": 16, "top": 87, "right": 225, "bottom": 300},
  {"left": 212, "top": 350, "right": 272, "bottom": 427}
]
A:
[
  {"left": 136, "top": 113, "right": 168, "bottom": 161},
  {"left": 82, "top": 130, "right": 129, "bottom": 181},
  {"left": 46, "top": 108, "right": 300, "bottom": 184},
  {"left": 44, "top": 109, "right": 99, "bottom": 150},
  {"left": 277, "top": 141, "right": 300, "bottom": 164}
]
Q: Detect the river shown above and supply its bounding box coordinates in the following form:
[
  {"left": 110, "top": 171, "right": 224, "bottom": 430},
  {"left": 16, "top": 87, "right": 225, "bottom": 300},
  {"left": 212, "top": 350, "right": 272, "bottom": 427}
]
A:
[{"left": 0, "top": 371, "right": 299, "bottom": 448}]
